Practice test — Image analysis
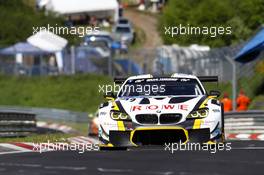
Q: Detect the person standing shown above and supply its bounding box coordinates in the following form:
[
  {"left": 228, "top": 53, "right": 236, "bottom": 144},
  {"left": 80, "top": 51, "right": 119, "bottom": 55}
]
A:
[
  {"left": 221, "top": 92, "right": 232, "bottom": 112},
  {"left": 236, "top": 90, "right": 251, "bottom": 111}
]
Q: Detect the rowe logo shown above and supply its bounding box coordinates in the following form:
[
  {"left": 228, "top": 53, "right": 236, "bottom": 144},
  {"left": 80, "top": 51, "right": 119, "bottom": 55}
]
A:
[{"left": 131, "top": 104, "right": 188, "bottom": 111}]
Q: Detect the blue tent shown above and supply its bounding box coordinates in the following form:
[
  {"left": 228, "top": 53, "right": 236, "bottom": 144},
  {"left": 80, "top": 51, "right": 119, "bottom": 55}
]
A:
[
  {"left": 0, "top": 42, "right": 51, "bottom": 55},
  {"left": 235, "top": 28, "right": 264, "bottom": 63},
  {"left": 115, "top": 59, "right": 143, "bottom": 75}
]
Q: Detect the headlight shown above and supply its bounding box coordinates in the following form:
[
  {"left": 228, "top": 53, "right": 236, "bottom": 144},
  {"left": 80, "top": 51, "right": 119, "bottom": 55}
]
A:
[
  {"left": 110, "top": 111, "right": 131, "bottom": 121},
  {"left": 187, "top": 108, "right": 209, "bottom": 118}
]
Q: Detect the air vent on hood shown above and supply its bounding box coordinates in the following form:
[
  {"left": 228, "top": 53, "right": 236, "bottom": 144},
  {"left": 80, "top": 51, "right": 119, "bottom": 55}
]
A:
[
  {"left": 135, "top": 114, "right": 158, "bottom": 124},
  {"left": 139, "top": 98, "right": 150, "bottom": 104},
  {"left": 169, "top": 97, "right": 194, "bottom": 104},
  {"left": 160, "top": 113, "right": 182, "bottom": 124},
  {"left": 154, "top": 97, "right": 165, "bottom": 100}
]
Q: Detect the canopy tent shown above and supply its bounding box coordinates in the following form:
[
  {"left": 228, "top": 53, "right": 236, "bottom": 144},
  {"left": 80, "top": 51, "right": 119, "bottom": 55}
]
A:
[
  {"left": 0, "top": 31, "right": 68, "bottom": 55},
  {"left": 27, "top": 30, "right": 68, "bottom": 71},
  {"left": 0, "top": 42, "right": 52, "bottom": 64},
  {"left": 0, "top": 42, "right": 50, "bottom": 55},
  {"left": 41, "top": 0, "right": 119, "bottom": 22},
  {"left": 27, "top": 30, "right": 68, "bottom": 52},
  {"left": 235, "top": 28, "right": 264, "bottom": 63},
  {"left": 0, "top": 31, "right": 68, "bottom": 73}
]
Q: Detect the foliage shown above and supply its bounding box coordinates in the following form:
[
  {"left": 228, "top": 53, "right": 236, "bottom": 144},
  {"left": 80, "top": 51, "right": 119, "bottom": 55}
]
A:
[
  {"left": 0, "top": 0, "right": 78, "bottom": 47},
  {"left": 159, "top": 0, "right": 264, "bottom": 47}
]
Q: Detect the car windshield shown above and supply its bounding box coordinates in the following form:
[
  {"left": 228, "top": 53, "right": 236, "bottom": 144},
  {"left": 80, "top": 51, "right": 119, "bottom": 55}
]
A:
[
  {"left": 118, "top": 19, "right": 129, "bottom": 24},
  {"left": 116, "top": 27, "right": 131, "bottom": 33},
  {"left": 87, "top": 41, "right": 109, "bottom": 50},
  {"left": 118, "top": 78, "right": 205, "bottom": 97}
]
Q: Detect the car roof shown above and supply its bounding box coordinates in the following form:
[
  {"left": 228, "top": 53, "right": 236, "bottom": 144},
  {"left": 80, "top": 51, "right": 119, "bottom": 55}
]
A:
[
  {"left": 126, "top": 74, "right": 198, "bottom": 80},
  {"left": 115, "top": 24, "right": 132, "bottom": 28},
  {"left": 118, "top": 18, "right": 129, "bottom": 22}
]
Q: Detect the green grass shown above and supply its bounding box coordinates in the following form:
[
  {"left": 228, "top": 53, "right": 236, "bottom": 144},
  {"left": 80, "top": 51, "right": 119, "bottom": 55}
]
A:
[
  {"left": 0, "top": 133, "right": 72, "bottom": 143},
  {"left": 204, "top": 72, "right": 264, "bottom": 99},
  {"left": 0, "top": 74, "right": 111, "bottom": 113},
  {"left": 0, "top": 73, "right": 261, "bottom": 113},
  {"left": 203, "top": 81, "right": 231, "bottom": 98},
  {"left": 120, "top": 0, "right": 138, "bottom": 6},
  {"left": 250, "top": 95, "right": 264, "bottom": 110},
  {"left": 131, "top": 25, "right": 146, "bottom": 49},
  {"left": 23, "top": 0, "right": 35, "bottom": 7}
]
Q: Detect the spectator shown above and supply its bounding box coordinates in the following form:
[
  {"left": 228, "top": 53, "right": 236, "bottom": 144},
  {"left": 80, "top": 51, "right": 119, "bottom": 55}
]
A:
[
  {"left": 221, "top": 92, "right": 232, "bottom": 112},
  {"left": 90, "top": 16, "right": 97, "bottom": 27},
  {"left": 236, "top": 90, "right": 251, "bottom": 111}
]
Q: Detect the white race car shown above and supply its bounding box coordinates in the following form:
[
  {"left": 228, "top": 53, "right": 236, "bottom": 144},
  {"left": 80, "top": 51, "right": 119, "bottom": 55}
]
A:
[{"left": 98, "top": 74, "right": 224, "bottom": 148}]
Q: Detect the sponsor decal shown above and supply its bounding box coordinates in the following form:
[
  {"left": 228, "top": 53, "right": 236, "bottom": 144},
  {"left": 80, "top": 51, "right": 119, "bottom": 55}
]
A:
[
  {"left": 203, "top": 120, "right": 215, "bottom": 124},
  {"left": 130, "top": 104, "right": 188, "bottom": 111},
  {"left": 212, "top": 109, "right": 220, "bottom": 112},
  {"left": 100, "top": 112, "right": 107, "bottom": 115}
]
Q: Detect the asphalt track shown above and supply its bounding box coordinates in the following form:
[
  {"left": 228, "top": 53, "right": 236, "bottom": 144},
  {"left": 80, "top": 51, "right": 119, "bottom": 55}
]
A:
[{"left": 0, "top": 141, "right": 264, "bottom": 175}]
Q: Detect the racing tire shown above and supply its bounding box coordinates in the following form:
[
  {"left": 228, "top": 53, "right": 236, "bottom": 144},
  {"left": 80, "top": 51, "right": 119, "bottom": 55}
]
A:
[
  {"left": 99, "top": 146, "right": 127, "bottom": 151},
  {"left": 220, "top": 103, "right": 225, "bottom": 143}
]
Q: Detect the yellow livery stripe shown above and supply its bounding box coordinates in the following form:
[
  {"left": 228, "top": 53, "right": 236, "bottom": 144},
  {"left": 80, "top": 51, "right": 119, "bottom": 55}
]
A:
[
  {"left": 193, "top": 119, "right": 202, "bottom": 129},
  {"left": 199, "top": 96, "right": 215, "bottom": 108},
  {"left": 199, "top": 98, "right": 210, "bottom": 108},
  {"left": 117, "top": 121, "right": 125, "bottom": 131},
  {"left": 99, "top": 143, "right": 114, "bottom": 147},
  {"left": 112, "top": 102, "right": 119, "bottom": 111}
]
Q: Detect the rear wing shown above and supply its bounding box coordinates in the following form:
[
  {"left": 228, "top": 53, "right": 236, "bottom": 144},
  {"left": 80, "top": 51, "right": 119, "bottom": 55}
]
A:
[
  {"left": 197, "top": 76, "right": 218, "bottom": 82},
  {"left": 114, "top": 77, "right": 127, "bottom": 84},
  {"left": 114, "top": 76, "right": 218, "bottom": 84}
]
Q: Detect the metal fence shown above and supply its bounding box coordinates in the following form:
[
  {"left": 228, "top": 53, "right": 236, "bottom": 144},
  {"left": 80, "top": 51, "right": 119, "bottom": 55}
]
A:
[
  {"left": 0, "top": 111, "right": 36, "bottom": 136},
  {"left": 225, "top": 110, "right": 264, "bottom": 134},
  {"left": 153, "top": 44, "right": 263, "bottom": 82},
  {"left": 151, "top": 44, "right": 263, "bottom": 110},
  {"left": 0, "top": 106, "right": 89, "bottom": 123},
  {"left": 120, "top": 48, "right": 157, "bottom": 75}
]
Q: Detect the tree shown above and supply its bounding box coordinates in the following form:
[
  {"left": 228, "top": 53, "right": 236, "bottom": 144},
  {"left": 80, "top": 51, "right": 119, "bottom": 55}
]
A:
[
  {"left": 159, "top": 0, "right": 264, "bottom": 47},
  {"left": 0, "top": 0, "right": 77, "bottom": 47}
]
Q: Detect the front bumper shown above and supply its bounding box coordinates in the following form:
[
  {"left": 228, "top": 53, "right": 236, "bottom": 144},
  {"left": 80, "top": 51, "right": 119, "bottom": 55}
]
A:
[{"left": 103, "top": 127, "right": 211, "bottom": 147}]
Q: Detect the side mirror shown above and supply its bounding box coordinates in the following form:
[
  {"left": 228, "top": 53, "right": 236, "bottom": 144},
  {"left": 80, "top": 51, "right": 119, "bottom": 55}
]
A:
[
  {"left": 209, "top": 90, "right": 221, "bottom": 97},
  {"left": 104, "top": 92, "right": 116, "bottom": 100}
]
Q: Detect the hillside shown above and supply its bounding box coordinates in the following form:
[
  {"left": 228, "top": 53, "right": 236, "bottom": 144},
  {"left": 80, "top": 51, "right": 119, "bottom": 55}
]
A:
[{"left": 0, "top": 74, "right": 111, "bottom": 112}]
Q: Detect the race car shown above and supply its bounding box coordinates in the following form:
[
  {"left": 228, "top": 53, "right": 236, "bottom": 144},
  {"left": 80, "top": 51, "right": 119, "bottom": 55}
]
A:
[{"left": 98, "top": 74, "right": 224, "bottom": 148}]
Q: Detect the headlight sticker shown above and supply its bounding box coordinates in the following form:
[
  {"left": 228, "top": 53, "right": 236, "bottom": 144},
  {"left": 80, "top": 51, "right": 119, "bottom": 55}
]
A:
[
  {"left": 110, "top": 111, "right": 131, "bottom": 121},
  {"left": 188, "top": 108, "right": 209, "bottom": 118}
]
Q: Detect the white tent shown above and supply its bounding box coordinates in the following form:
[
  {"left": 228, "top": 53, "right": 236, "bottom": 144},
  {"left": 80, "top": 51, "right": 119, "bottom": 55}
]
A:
[
  {"left": 27, "top": 30, "right": 68, "bottom": 52},
  {"left": 27, "top": 30, "right": 68, "bottom": 72},
  {"left": 41, "top": 0, "right": 119, "bottom": 22}
]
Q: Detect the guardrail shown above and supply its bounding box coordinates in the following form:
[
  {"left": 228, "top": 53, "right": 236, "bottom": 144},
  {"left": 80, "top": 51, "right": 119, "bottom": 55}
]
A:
[
  {"left": 0, "top": 111, "right": 36, "bottom": 136},
  {"left": 0, "top": 106, "right": 90, "bottom": 136},
  {"left": 0, "top": 106, "right": 89, "bottom": 123},
  {"left": 225, "top": 110, "right": 264, "bottom": 134}
]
